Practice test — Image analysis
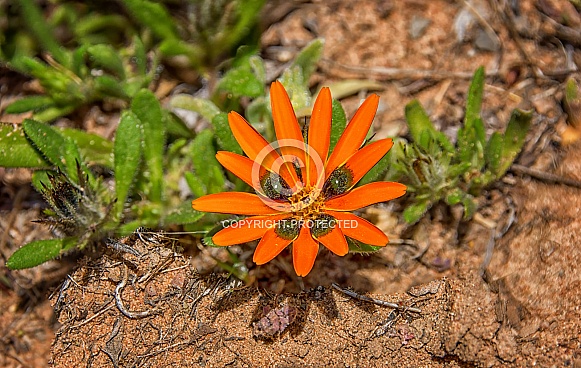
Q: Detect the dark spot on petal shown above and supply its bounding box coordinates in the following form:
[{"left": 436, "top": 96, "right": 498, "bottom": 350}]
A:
[{"left": 323, "top": 166, "right": 353, "bottom": 197}]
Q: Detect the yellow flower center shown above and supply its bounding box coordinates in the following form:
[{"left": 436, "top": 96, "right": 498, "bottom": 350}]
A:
[{"left": 288, "top": 186, "right": 325, "bottom": 220}]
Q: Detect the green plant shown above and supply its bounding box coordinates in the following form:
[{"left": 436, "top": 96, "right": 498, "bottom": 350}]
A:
[
  {"left": 121, "top": 0, "right": 265, "bottom": 72},
  {"left": 394, "top": 67, "right": 532, "bottom": 224}
]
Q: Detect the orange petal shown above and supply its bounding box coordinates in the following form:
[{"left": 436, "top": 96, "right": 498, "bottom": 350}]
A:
[
  {"left": 324, "top": 210, "right": 388, "bottom": 246},
  {"left": 270, "top": 81, "right": 306, "bottom": 184},
  {"left": 326, "top": 94, "right": 380, "bottom": 176},
  {"left": 216, "top": 151, "right": 256, "bottom": 188},
  {"left": 228, "top": 111, "right": 299, "bottom": 189},
  {"left": 213, "top": 214, "right": 289, "bottom": 246},
  {"left": 324, "top": 182, "right": 407, "bottom": 211},
  {"left": 341, "top": 138, "right": 393, "bottom": 187},
  {"left": 192, "top": 192, "right": 283, "bottom": 215},
  {"left": 315, "top": 223, "right": 348, "bottom": 256},
  {"left": 307, "top": 87, "right": 332, "bottom": 187},
  {"left": 292, "top": 224, "right": 319, "bottom": 276},
  {"left": 253, "top": 227, "right": 295, "bottom": 265}
]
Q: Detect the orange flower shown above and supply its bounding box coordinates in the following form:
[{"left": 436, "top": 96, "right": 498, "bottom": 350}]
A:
[{"left": 192, "top": 81, "right": 406, "bottom": 276}]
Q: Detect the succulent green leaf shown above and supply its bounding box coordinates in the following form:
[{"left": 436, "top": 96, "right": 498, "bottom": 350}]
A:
[
  {"left": 22, "top": 119, "right": 68, "bottom": 170},
  {"left": 169, "top": 95, "right": 221, "bottom": 122},
  {"left": 249, "top": 55, "right": 266, "bottom": 84},
  {"left": 131, "top": 89, "right": 165, "bottom": 203},
  {"left": 62, "top": 137, "right": 83, "bottom": 183},
  {"left": 403, "top": 199, "right": 432, "bottom": 224},
  {"left": 484, "top": 131, "right": 503, "bottom": 176},
  {"left": 60, "top": 128, "right": 114, "bottom": 168},
  {"left": 346, "top": 237, "right": 383, "bottom": 253},
  {"left": 121, "top": 0, "right": 178, "bottom": 40},
  {"left": 461, "top": 195, "right": 478, "bottom": 220},
  {"left": 290, "top": 38, "right": 324, "bottom": 83},
  {"left": 87, "top": 44, "right": 126, "bottom": 79},
  {"left": 5, "top": 96, "right": 55, "bottom": 114},
  {"left": 162, "top": 201, "right": 205, "bottom": 226},
  {"left": 163, "top": 110, "right": 195, "bottom": 139},
  {"left": 0, "top": 123, "right": 50, "bottom": 167},
  {"left": 464, "top": 66, "right": 486, "bottom": 142},
  {"left": 211, "top": 113, "right": 243, "bottom": 154},
  {"left": 404, "top": 100, "right": 453, "bottom": 152},
  {"left": 185, "top": 171, "right": 206, "bottom": 198},
  {"left": 114, "top": 111, "right": 143, "bottom": 217},
  {"left": 330, "top": 99, "right": 347, "bottom": 152},
  {"left": 18, "top": 0, "right": 70, "bottom": 67},
  {"left": 6, "top": 237, "right": 78, "bottom": 270},
  {"left": 497, "top": 108, "right": 532, "bottom": 176},
  {"left": 445, "top": 188, "right": 464, "bottom": 205},
  {"left": 71, "top": 44, "right": 89, "bottom": 77},
  {"left": 132, "top": 36, "right": 147, "bottom": 75},
  {"left": 191, "top": 130, "right": 225, "bottom": 194},
  {"left": 457, "top": 67, "right": 486, "bottom": 163},
  {"left": 217, "top": 63, "right": 264, "bottom": 98},
  {"left": 94, "top": 75, "right": 129, "bottom": 99},
  {"left": 32, "top": 105, "right": 77, "bottom": 123},
  {"left": 279, "top": 67, "right": 310, "bottom": 111}
]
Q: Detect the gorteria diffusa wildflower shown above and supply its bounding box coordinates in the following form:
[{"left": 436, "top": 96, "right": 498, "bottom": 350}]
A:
[{"left": 192, "top": 81, "right": 406, "bottom": 276}]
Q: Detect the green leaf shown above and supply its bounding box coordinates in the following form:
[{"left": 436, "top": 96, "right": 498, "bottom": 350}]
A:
[
  {"left": 114, "top": 111, "right": 143, "bottom": 217},
  {"left": 164, "top": 111, "right": 195, "bottom": 139},
  {"left": 464, "top": 66, "right": 486, "bottom": 143},
  {"left": 403, "top": 199, "right": 432, "bottom": 224},
  {"left": 404, "top": 100, "right": 453, "bottom": 152},
  {"left": 5, "top": 96, "right": 55, "bottom": 114},
  {"left": 121, "top": 0, "right": 178, "bottom": 40},
  {"left": 461, "top": 195, "right": 478, "bottom": 220},
  {"left": 132, "top": 35, "right": 147, "bottom": 75},
  {"left": 169, "top": 95, "right": 221, "bottom": 122},
  {"left": 290, "top": 38, "right": 324, "bottom": 83},
  {"left": 62, "top": 137, "right": 83, "bottom": 183},
  {"left": 211, "top": 113, "right": 243, "bottom": 154},
  {"left": 346, "top": 237, "right": 383, "bottom": 253},
  {"left": 60, "top": 128, "right": 114, "bottom": 168},
  {"left": 87, "top": 44, "right": 126, "bottom": 79},
  {"left": 22, "top": 119, "right": 68, "bottom": 169},
  {"left": 6, "top": 237, "right": 78, "bottom": 270},
  {"left": 131, "top": 89, "right": 165, "bottom": 203},
  {"left": 279, "top": 67, "right": 310, "bottom": 111},
  {"left": 162, "top": 201, "right": 205, "bottom": 226},
  {"left": 457, "top": 67, "right": 486, "bottom": 164},
  {"left": 445, "top": 188, "right": 465, "bottom": 205},
  {"left": 497, "top": 108, "right": 532, "bottom": 176},
  {"left": 0, "top": 123, "right": 49, "bottom": 167},
  {"left": 32, "top": 105, "right": 77, "bottom": 123},
  {"left": 217, "top": 63, "right": 264, "bottom": 98},
  {"left": 330, "top": 99, "right": 347, "bottom": 153},
  {"left": 191, "top": 130, "right": 225, "bottom": 194},
  {"left": 94, "top": 75, "right": 129, "bottom": 99},
  {"left": 184, "top": 171, "right": 206, "bottom": 198},
  {"left": 484, "top": 131, "right": 503, "bottom": 176},
  {"left": 18, "top": 0, "right": 70, "bottom": 67},
  {"left": 249, "top": 55, "right": 266, "bottom": 84},
  {"left": 31, "top": 170, "right": 51, "bottom": 193}
]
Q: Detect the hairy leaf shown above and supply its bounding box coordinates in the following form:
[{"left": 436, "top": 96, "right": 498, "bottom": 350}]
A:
[
  {"left": 131, "top": 89, "right": 165, "bottom": 202},
  {"left": 114, "top": 111, "right": 143, "bottom": 217},
  {"left": 7, "top": 237, "right": 78, "bottom": 269}
]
